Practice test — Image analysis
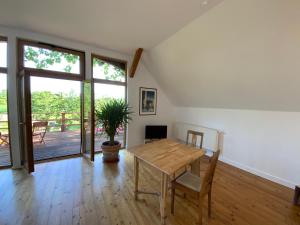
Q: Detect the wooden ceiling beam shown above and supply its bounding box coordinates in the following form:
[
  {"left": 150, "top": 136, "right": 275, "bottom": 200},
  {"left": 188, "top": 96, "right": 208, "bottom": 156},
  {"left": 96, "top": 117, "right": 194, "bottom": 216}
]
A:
[{"left": 129, "top": 48, "right": 143, "bottom": 78}]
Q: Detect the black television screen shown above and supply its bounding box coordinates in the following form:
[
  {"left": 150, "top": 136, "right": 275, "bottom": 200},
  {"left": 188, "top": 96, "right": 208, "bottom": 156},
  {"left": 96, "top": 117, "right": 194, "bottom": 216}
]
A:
[{"left": 145, "top": 125, "right": 167, "bottom": 139}]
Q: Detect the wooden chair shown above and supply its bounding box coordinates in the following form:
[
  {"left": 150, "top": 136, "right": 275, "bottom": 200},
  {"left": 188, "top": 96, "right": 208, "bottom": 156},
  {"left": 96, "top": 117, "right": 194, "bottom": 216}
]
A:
[
  {"left": 186, "top": 130, "right": 204, "bottom": 148},
  {"left": 32, "top": 121, "right": 48, "bottom": 144},
  {"left": 171, "top": 150, "right": 220, "bottom": 225},
  {"left": 186, "top": 130, "right": 204, "bottom": 176}
]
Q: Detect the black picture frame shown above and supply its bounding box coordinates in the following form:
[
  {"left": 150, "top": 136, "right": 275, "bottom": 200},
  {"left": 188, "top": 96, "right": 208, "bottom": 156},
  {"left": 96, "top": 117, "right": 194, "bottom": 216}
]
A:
[{"left": 139, "top": 87, "right": 157, "bottom": 116}]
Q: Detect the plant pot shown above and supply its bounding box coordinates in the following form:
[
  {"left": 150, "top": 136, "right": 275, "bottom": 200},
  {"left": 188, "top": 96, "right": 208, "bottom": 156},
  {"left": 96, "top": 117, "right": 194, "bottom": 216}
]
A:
[{"left": 101, "top": 141, "right": 121, "bottom": 162}]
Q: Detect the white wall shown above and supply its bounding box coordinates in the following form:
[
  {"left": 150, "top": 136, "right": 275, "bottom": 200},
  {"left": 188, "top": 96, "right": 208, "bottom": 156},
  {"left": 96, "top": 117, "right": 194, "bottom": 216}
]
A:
[
  {"left": 143, "top": 0, "right": 300, "bottom": 189},
  {"left": 127, "top": 62, "right": 175, "bottom": 148},
  {"left": 175, "top": 107, "right": 300, "bottom": 188},
  {"left": 174, "top": 122, "right": 221, "bottom": 152},
  {"left": 0, "top": 25, "right": 175, "bottom": 167}
]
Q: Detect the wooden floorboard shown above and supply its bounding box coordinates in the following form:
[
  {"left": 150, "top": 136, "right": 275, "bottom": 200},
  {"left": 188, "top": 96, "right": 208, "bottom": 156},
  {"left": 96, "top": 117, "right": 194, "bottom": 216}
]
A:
[{"left": 0, "top": 150, "right": 299, "bottom": 225}]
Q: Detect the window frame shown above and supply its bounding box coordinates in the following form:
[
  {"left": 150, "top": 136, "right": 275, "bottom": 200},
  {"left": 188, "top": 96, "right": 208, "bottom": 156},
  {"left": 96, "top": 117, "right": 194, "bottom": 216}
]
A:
[
  {"left": 0, "top": 36, "right": 12, "bottom": 168},
  {"left": 18, "top": 39, "right": 85, "bottom": 81},
  {"left": 91, "top": 53, "right": 128, "bottom": 149}
]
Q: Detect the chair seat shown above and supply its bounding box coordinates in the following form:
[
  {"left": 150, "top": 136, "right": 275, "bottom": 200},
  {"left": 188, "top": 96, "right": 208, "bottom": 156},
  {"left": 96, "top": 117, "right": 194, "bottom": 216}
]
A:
[{"left": 176, "top": 172, "right": 201, "bottom": 192}]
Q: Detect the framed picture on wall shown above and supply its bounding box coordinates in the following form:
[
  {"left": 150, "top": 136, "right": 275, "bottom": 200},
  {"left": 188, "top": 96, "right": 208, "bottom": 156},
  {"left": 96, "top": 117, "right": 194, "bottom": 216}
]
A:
[{"left": 139, "top": 87, "right": 157, "bottom": 115}]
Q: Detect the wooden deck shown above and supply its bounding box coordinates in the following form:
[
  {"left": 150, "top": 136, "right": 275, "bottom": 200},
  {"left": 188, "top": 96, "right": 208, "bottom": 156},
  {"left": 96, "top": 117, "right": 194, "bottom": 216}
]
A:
[
  {"left": 0, "top": 131, "right": 124, "bottom": 166},
  {"left": 0, "top": 145, "right": 11, "bottom": 167},
  {"left": 0, "top": 151, "right": 299, "bottom": 225}
]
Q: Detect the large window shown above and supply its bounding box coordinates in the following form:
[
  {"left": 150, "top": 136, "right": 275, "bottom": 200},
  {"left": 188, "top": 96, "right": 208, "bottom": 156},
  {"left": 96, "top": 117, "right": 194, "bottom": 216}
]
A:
[
  {"left": 93, "top": 55, "right": 126, "bottom": 82},
  {"left": 92, "top": 54, "right": 127, "bottom": 150},
  {"left": 24, "top": 45, "right": 80, "bottom": 74},
  {"left": 0, "top": 36, "right": 12, "bottom": 167},
  {"left": 19, "top": 40, "right": 85, "bottom": 80}
]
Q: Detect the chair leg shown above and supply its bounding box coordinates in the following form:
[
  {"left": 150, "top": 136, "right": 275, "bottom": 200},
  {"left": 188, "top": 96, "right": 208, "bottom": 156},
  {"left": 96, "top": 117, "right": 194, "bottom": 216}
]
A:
[
  {"left": 40, "top": 133, "right": 46, "bottom": 144},
  {"left": 171, "top": 185, "right": 175, "bottom": 214},
  {"left": 208, "top": 189, "right": 212, "bottom": 218}
]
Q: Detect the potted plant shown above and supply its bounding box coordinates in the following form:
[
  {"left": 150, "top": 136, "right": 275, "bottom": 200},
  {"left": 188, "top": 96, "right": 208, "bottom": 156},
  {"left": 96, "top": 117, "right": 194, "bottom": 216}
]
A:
[{"left": 95, "top": 99, "right": 132, "bottom": 162}]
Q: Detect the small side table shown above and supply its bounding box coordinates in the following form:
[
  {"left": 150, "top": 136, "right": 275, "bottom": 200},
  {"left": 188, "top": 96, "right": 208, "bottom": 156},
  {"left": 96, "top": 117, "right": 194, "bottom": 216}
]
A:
[{"left": 294, "top": 185, "right": 300, "bottom": 205}]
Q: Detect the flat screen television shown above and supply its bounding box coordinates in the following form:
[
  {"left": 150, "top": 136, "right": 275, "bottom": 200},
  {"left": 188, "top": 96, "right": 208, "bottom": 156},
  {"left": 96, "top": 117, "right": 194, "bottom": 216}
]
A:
[{"left": 145, "top": 125, "right": 167, "bottom": 139}]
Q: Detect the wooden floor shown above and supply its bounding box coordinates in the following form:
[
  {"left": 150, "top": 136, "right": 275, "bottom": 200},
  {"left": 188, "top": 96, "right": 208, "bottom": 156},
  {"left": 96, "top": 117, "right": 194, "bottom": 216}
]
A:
[{"left": 0, "top": 151, "right": 299, "bottom": 225}]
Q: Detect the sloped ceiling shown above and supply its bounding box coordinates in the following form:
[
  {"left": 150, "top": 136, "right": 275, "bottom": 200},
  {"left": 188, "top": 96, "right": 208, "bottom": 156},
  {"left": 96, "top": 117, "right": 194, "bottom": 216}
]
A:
[
  {"left": 2, "top": 0, "right": 300, "bottom": 111},
  {"left": 0, "top": 0, "right": 223, "bottom": 53},
  {"left": 144, "top": 0, "right": 300, "bottom": 111}
]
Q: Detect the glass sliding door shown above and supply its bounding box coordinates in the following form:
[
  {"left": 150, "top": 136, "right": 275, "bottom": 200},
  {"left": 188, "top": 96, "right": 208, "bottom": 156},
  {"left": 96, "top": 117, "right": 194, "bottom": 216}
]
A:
[
  {"left": 0, "top": 37, "right": 12, "bottom": 167},
  {"left": 30, "top": 76, "right": 81, "bottom": 161},
  {"left": 92, "top": 54, "right": 127, "bottom": 152},
  {"left": 0, "top": 73, "right": 11, "bottom": 167},
  {"left": 18, "top": 39, "right": 85, "bottom": 166},
  {"left": 94, "top": 83, "right": 126, "bottom": 151}
]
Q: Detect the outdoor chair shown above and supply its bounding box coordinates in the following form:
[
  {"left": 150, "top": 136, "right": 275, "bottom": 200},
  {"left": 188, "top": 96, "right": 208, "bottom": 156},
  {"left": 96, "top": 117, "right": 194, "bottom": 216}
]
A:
[
  {"left": 0, "top": 132, "right": 9, "bottom": 146},
  {"left": 95, "top": 121, "right": 105, "bottom": 136},
  {"left": 32, "top": 121, "right": 48, "bottom": 144}
]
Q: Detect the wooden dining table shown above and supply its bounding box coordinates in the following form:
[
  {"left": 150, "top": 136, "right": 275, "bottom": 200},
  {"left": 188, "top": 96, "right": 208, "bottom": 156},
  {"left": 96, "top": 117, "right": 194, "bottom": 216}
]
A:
[{"left": 128, "top": 139, "right": 205, "bottom": 225}]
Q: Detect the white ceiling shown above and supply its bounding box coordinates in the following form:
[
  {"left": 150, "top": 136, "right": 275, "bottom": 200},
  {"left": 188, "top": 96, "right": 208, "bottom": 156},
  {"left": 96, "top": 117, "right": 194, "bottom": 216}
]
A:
[{"left": 0, "top": 0, "right": 223, "bottom": 54}]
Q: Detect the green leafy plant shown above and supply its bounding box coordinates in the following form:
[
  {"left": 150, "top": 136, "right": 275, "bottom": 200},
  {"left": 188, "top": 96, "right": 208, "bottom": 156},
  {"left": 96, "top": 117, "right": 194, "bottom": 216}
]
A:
[
  {"left": 95, "top": 99, "right": 132, "bottom": 146},
  {"left": 23, "top": 47, "right": 125, "bottom": 80}
]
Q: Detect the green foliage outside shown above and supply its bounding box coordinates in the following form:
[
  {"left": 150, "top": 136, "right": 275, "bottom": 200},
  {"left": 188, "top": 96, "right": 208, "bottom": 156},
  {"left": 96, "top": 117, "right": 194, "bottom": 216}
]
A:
[
  {"left": 0, "top": 90, "right": 8, "bottom": 133},
  {"left": 0, "top": 90, "right": 7, "bottom": 114},
  {"left": 31, "top": 91, "right": 80, "bottom": 118},
  {"left": 93, "top": 58, "right": 125, "bottom": 81},
  {"left": 24, "top": 46, "right": 125, "bottom": 81},
  {"left": 0, "top": 89, "right": 118, "bottom": 132},
  {"left": 30, "top": 90, "right": 115, "bottom": 132},
  {"left": 24, "top": 46, "right": 79, "bottom": 73}
]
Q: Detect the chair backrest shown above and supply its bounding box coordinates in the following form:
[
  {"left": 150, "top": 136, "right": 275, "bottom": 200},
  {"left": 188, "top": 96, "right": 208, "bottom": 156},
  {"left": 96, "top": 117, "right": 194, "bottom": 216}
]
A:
[
  {"left": 32, "top": 121, "right": 48, "bottom": 133},
  {"left": 186, "top": 130, "right": 204, "bottom": 148},
  {"left": 200, "top": 150, "right": 220, "bottom": 197}
]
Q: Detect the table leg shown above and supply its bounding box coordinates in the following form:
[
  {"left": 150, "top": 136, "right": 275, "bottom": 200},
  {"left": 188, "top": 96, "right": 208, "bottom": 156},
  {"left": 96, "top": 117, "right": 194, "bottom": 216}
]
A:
[
  {"left": 160, "top": 173, "right": 168, "bottom": 225},
  {"left": 134, "top": 156, "right": 139, "bottom": 200}
]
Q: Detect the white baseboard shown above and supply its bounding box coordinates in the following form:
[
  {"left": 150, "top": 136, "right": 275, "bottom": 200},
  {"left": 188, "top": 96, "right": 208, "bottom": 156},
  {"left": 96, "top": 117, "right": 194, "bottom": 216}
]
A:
[{"left": 219, "top": 156, "right": 295, "bottom": 189}]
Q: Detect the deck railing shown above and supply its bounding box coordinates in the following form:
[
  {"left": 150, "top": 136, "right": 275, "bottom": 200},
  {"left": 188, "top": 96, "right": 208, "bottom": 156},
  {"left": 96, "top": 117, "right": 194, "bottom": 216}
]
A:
[{"left": 0, "top": 112, "right": 81, "bottom": 133}]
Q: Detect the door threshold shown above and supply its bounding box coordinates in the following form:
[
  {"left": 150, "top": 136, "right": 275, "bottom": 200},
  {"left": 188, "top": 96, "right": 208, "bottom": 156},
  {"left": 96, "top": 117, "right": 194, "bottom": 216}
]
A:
[
  {"left": 0, "top": 165, "right": 12, "bottom": 170},
  {"left": 34, "top": 153, "right": 82, "bottom": 164}
]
